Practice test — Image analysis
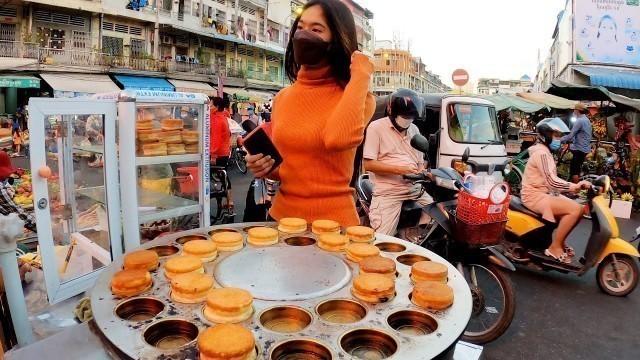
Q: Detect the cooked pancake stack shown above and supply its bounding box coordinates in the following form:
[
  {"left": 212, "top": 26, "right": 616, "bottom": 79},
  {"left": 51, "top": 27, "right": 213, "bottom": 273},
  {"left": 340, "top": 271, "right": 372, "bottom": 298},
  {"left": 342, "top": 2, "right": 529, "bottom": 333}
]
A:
[
  {"left": 346, "top": 243, "right": 381, "bottom": 263},
  {"left": 359, "top": 256, "right": 396, "bottom": 279},
  {"left": 318, "top": 234, "right": 350, "bottom": 252},
  {"left": 198, "top": 324, "right": 257, "bottom": 360},
  {"left": 164, "top": 254, "right": 204, "bottom": 279},
  {"left": 411, "top": 261, "right": 448, "bottom": 283},
  {"left": 351, "top": 273, "right": 395, "bottom": 303},
  {"left": 170, "top": 272, "right": 215, "bottom": 304},
  {"left": 203, "top": 287, "right": 254, "bottom": 324},
  {"left": 345, "top": 226, "right": 375, "bottom": 244},
  {"left": 183, "top": 240, "right": 218, "bottom": 262},
  {"left": 247, "top": 227, "right": 279, "bottom": 246},
  {"left": 311, "top": 220, "right": 341, "bottom": 235},
  {"left": 111, "top": 268, "right": 152, "bottom": 297},
  {"left": 211, "top": 231, "right": 244, "bottom": 251},
  {"left": 135, "top": 114, "right": 199, "bottom": 156},
  {"left": 123, "top": 250, "right": 159, "bottom": 271},
  {"left": 411, "top": 281, "right": 454, "bottom": 310},
  {"left": 277, "top": 217, "right": 308, "bottom": 234}
]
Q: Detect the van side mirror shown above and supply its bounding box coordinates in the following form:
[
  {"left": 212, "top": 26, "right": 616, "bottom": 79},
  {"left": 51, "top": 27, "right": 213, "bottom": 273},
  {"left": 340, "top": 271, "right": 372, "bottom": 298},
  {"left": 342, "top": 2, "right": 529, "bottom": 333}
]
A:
[{"left": 462, "top": 147, "right": 470, "bottom": 163}]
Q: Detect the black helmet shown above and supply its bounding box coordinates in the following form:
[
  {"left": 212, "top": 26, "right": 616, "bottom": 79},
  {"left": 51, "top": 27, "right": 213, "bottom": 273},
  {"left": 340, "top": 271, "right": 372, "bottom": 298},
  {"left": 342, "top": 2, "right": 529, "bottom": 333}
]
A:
[
  {"left": 536, "top": 117, "right": 570, "bottom": 145},
  {"left": 388, "top": 88, "right": 425, "bottom": 121}
]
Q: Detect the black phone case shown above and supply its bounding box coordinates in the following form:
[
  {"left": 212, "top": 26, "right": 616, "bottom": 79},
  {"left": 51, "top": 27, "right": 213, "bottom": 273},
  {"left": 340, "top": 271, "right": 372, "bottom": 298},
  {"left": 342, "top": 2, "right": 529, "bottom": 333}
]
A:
[{"left": 243, "top": 128, "right": 283, "bottom": 173}]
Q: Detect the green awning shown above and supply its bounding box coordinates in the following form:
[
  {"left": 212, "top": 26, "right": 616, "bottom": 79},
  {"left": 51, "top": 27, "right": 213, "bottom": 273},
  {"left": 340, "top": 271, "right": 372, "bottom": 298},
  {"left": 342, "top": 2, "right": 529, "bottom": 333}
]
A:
[
  {"left": 516, "top": 92, "right": 578, "bottom": 110},
  {"left": 548, "top": 79, "right": 640, "bottom": 112},
  {"left": 0, "top": 75, "right": 40, "bottom": 88},
  {"left": 482, "top": 93, "right": 548, "bottom": 113}
]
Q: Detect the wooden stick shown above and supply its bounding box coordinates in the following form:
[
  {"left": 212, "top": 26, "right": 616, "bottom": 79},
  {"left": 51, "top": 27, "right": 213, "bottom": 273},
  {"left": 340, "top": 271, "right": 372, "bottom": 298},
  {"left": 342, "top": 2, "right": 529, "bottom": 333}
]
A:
[{"left": 60, "top": 238, "right": 76, "bottom": 274}]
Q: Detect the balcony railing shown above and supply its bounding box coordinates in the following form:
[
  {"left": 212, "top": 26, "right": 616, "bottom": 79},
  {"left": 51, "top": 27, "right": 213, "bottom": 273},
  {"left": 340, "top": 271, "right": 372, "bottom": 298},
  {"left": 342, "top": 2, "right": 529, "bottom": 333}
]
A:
[{"left": 0, "top": 41, "right": 221, "bottom": 77}]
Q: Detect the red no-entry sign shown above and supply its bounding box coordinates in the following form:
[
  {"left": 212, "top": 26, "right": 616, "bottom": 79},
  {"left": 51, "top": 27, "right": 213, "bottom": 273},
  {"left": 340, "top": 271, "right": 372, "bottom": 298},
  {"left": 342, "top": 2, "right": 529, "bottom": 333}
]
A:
[{"left": 452, "top": 69, "right": 469, "bottom": 87}]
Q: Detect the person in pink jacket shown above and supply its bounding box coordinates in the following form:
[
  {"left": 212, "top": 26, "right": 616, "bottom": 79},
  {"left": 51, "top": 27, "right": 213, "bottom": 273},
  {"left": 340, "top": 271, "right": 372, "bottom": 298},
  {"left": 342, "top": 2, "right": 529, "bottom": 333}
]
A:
[{"left": 521, "top": 118, "right": 590, "bottom": 263}]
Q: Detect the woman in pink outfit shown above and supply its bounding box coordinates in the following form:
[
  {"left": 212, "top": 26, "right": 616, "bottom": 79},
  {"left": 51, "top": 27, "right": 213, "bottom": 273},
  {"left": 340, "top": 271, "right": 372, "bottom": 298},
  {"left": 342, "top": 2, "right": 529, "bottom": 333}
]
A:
[{"left": 521, "top": 118, "right": 590, "bottom": 264}]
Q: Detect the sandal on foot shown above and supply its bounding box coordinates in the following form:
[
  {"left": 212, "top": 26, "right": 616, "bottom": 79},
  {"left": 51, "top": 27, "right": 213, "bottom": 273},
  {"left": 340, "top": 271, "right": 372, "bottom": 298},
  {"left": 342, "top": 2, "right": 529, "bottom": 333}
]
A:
[
  {"left": 544, "top": 249, "right": 571, "bottom": 264},
  {"left": 563, "top": 246, "right": 576, "bottom": 257}
]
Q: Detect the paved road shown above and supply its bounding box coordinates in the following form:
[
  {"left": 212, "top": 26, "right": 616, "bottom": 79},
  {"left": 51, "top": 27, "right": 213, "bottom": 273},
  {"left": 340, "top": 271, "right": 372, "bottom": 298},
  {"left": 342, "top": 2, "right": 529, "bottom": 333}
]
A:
[{"left": 11, "top": 156, "right": 640, "bottom": 359}]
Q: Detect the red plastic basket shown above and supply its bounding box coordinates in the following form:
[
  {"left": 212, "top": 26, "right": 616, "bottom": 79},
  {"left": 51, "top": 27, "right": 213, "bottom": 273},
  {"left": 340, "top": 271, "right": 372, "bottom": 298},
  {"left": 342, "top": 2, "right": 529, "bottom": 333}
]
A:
[
  {"left": 456, "top": 182, "right": 510, "bottom": 225},
  {"left": 447, "top": 210, "right": 506, "bottom": 247}
]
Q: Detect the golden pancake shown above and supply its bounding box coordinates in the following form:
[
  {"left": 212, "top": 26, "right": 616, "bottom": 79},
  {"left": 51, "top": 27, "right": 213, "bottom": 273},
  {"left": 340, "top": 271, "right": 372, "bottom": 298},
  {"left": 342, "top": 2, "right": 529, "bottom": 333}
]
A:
[
  {"left": 170, "top": 272, "right": 215, "bottom": 304},
  {"left": 317, "top": 234, "right": 350, "bottom": 252},
  {"left": 411, "top": 281, "right": 454, "bottom": 310},
  {"left": 351, "top": 273, "right": 395, "bottom": 303},
  {"left": 346, "top": 226, "right": 375, "bottom": 243},
  {"left": 311, "top": 220, "right": 341, "bottom": 235},
  {"left": 164, "top": 254, "right": 204, "bottom": 279},
  {"left": 211, "top": 231, "right": 244, "bottom": 252},
  {"left": 411, "top": 261, "right": 448, "bottom": 283},
  {"left": 346, "top": 243, "right": 381, "bottom": 263},
  {"left": 277, "top": 217, "right": 307, "bottom": 234},
  {"left": 123, "top": 250, "right": 159, "bottom": 271},
  {"left": 204, "top": 287, "right": 254, "bottom": 324},
  {"left": 247, "top": 227, "right": 279, "bottom": 246},
  {"left": 183, "top": 240, "right": 218, "bottom": 262},
  {"left": 359, "top": 256, "right": 396, "bottom": 278},
  {"left": 111, "top": 269, "right": 152, "bottom": 297},
  {"left": 198, "top": 324, "right": 256, "bottom": 360}
]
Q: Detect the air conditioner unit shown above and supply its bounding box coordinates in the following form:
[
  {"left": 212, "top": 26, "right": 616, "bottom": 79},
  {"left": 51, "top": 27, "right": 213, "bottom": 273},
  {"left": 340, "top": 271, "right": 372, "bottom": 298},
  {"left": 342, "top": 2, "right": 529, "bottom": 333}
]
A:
[{"left": 162, "top": 35, "right": 173, "bottom": 44}]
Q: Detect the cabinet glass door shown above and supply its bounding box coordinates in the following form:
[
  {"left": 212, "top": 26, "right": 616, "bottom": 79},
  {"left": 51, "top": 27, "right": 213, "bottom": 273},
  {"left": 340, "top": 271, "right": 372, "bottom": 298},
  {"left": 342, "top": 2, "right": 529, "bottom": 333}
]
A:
[{"left": 29, "top": 99, "right": 120, "bottom": 304}]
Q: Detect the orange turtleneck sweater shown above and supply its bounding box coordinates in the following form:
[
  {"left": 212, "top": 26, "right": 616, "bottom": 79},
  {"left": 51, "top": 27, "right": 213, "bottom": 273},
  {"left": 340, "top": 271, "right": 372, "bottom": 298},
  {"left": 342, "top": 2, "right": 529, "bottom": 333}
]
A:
[{"left": 269, "top": 54, "right": 375, "bottom": 226}]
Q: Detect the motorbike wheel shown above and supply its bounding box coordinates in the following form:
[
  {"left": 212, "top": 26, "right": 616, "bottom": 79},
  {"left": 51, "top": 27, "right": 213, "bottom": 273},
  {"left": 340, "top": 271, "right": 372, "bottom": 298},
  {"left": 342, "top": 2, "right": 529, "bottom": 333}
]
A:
[
  {"left": 596, "top": 254, "right": 639, "bottom": 297},
  {"left": 461, "top": 263, "right": 516, "bottom": 345},
  {"left": 235, "top": 149, "right": 248, "bottom": 174}
]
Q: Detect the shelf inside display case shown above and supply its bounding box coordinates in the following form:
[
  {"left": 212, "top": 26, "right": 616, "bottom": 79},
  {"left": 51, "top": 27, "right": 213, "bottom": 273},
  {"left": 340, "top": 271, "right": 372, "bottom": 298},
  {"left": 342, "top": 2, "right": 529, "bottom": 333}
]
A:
[
  {"left": 135, "top": 154, "right": 200, "bottom": 166},
  {"left": 76, "top": 186, "right": 200, "bottom": 224},
  {"left": 73, "top": 145, "right": 104, "bottom": 154}
]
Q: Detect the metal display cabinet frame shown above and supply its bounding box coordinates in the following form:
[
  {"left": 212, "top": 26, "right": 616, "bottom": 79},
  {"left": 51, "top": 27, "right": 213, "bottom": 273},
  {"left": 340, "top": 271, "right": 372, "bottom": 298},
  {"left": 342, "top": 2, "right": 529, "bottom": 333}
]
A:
[
  {"left": 115, "top": 90, "right": 211, "bottom": 252},
  {"left": 29, "top": 99, "right": 122, "bottom": 304}
]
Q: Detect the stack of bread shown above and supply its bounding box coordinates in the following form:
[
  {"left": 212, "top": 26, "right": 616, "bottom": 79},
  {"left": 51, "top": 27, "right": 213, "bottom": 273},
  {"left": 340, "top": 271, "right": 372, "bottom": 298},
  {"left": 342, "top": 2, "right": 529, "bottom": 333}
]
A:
[{"left": 136, "top": 115, "right": 199, "bottom": 156}]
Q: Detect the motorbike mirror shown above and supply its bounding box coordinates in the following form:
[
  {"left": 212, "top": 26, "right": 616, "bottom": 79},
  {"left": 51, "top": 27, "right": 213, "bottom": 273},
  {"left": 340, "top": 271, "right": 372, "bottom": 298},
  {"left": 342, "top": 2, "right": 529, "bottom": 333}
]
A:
[
  {"left": 428, "top": 134, "right": 437, "bottom": 146},
  {"left": 462, "top": 147, "right": 471, "bottom": 163},
  {"left": 410, "top": 134, "right": 429, "bottom": 153}
]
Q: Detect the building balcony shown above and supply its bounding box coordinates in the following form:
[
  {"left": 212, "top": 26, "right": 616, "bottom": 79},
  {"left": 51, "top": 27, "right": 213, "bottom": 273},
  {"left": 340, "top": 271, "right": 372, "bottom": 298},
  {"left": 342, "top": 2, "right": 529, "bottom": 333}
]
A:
[
  {"left": 227, "top": 68, "right": 279, "bottom": 83},
  {"left": 242, "top": 0, "right": 267, "bottom": 9}
]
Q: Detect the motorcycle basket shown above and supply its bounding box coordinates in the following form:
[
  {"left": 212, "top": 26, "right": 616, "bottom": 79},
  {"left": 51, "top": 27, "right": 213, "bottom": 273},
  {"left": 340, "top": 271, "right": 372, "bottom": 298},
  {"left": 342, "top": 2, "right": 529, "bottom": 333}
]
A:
[{"left": 447, "top": 209, "right": 506, "bottom": 247}]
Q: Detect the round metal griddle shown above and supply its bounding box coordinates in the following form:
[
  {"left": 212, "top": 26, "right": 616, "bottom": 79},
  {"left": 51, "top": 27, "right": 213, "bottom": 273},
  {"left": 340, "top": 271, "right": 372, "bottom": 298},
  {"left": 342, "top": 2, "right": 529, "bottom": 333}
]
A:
[{"left": 91, "top": 223, "right": 473, "bottom": 360}]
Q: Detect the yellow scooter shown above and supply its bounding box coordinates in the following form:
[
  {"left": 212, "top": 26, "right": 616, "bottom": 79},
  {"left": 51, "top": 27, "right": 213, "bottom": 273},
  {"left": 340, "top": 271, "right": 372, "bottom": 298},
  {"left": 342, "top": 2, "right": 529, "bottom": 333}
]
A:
[{"left": 501, "top": 175, "right": 639, "bottom": 296}]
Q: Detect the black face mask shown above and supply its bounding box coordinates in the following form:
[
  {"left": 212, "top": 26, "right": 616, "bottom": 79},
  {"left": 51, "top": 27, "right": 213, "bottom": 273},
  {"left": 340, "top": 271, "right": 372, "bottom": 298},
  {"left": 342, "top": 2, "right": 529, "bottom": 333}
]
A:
[{"left": 293, "top": 29, "right": 330, "bottom": 66}]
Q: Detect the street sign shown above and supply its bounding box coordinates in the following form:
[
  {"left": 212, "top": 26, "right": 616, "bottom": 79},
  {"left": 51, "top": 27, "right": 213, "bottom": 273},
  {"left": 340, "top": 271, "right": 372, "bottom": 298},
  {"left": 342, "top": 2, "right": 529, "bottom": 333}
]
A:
[{"left": 452, "top": 69, "right": 469, "bottom": 87}]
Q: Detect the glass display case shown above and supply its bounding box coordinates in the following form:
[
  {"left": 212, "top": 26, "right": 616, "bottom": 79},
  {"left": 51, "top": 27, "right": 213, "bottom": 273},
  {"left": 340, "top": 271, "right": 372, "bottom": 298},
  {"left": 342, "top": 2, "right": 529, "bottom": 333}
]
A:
[
  {"left": 28, "top": 91, "right": 210, "bottom": 303},
  {"left": 28, "top": 99, "right": 121, "bottom": 304},
  {"left": 114, "top": 90, "right": 210, "bottom": 251}
]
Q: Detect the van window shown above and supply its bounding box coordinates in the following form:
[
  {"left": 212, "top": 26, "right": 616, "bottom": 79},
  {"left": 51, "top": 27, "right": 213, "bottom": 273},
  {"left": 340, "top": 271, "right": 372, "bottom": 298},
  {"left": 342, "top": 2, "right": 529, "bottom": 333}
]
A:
[{"left": 447, "top": 104, "right": 501, "bottom": 144}]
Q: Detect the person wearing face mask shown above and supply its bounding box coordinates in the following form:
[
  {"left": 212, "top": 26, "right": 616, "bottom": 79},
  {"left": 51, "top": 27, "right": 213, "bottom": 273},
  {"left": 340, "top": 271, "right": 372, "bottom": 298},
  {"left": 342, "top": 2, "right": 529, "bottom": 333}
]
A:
[
  {"left": 245, "top": 0, "right": 375, "bottom": 225},
  {"left": 362, "top": 89, "right": 434, "bottom": 236},
  {"left": 562, "top": 103, "right": 592, "bottom": 183},
  {"left": 521, "top": 118, "right": 591, "bottom": 263}
]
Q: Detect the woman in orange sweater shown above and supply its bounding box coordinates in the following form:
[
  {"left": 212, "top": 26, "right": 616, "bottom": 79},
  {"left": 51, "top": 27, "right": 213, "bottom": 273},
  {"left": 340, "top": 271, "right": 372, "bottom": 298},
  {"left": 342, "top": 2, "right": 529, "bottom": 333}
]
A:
[{"left": 246, "top": 0, "right": 375, "bottom": 226}]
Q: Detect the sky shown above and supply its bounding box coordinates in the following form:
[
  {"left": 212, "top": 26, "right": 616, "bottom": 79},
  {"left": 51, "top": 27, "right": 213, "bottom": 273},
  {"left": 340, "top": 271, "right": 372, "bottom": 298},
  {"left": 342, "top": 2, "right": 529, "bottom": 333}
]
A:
[{"left": 357, "top": 0, "right": 567, "bottom": 87}]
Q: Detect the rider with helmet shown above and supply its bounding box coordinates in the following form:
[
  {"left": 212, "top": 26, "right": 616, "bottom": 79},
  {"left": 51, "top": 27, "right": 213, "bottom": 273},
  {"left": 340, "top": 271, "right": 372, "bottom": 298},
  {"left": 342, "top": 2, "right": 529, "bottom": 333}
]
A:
[
  {"left": 521, "top": 118, "right": 591, "bottom": 263},
  {"left": 363, "top": 88, "right": 434, "bottom": 236}
]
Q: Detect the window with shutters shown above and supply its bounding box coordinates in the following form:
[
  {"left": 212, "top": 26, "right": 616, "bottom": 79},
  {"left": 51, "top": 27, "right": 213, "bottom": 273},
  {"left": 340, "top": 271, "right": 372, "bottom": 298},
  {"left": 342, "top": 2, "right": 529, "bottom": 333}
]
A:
[
  {"left": 102, "top": 36, "right": 123, "bottom": 56},
  {"left": 131, "top": 39, "right": 145, "bottom": 58},
  {"left": 71, "top": 30, "right": 89, "bottom": 50},
  {"left": 268, "top": 65, "right": 279, "bottom": 79},
  {"left": 0, "top": 23, "right": 17, "bottom": 42},
  {"left": 37, "top": 28, "right": 66, "bottom": 49}
]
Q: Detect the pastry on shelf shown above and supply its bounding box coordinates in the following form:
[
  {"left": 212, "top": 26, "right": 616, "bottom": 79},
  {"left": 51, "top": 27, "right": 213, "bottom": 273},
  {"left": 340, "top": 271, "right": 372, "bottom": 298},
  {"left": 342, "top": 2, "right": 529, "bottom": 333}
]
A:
[
  {"left": 185, "top": 143, "right": 199, "bottom": 154},
  {"left": 197, "top": 324, "right": 257, "bottom": 360},
  {"left": 123, "top": 250, "right": 159, "bottom": 271},
  {"left": 346, "top": 243, "right": 380, "bottom": 263},
  {"left": 142, "top": 142, "right": 167, "bottom": 157},
  {"left": 137, "top": 129, "right": 157, "bottom": 143},
  {"left": 136, "top": 119, "right": 153, "bottom": 131},
  {"left": 181, "top": 130, "right": 199, "bottom": 144},
  {"left": 317, "top": 233, "right": 350, "bottom": 252},
  {"left": 183, "top": 240, "right": 218, "bottom": 262},
  {"left": 170, "top": 272, "right": 215, "bottom": 304},
  {"left": 345, "top": 226, "right": 375, "bottom": 243},
  {"left": 158, "top": 130, "right": 182, "bottom": 144},
  {"left": 162, "top": 118, "right": 184, "bottom": 131},
  {"left": 411, "top": 280, "right": 454, "bottom": 310},
  {"left": 359, "top": 256, "right": 396, "bottom": 279},
  {"left": 167, "top": 143, "right": 186, "bottom": 155},
  {"left": 110, "top": 269, "right": 152, "bottom": 297},
  {"left": 411, "top": 261, "right": 448, "bottom": 283},
  {"left": 351, "top": 273, "right": 395, "bottom": 303},
  {"left": 277, "top": 217, "right": 307, "bottom": 234},
  {"left": 203, "top": 287, "right": 254, "bottom": 324},
  {"left": 164, "top": 254, "right": 204, "bottom": 279},
  {"left": 311, "top": 219, "right": 341, "bottom": 235},
  {"left": 247, "top": 227, "right": 279, "bottom": 246}
]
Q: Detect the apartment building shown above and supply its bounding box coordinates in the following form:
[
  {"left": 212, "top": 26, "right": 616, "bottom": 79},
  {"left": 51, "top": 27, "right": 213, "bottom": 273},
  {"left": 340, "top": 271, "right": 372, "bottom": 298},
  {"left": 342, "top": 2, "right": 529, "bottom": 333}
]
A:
[
  {"left": 476, "top": 75, "right": 532, "bottom": 95},
  {"left": 0, "top": 0, "right": 372, "bottom": 115},
  {"left": 371, "top": 41, "right": 449, "bottom": 96}
]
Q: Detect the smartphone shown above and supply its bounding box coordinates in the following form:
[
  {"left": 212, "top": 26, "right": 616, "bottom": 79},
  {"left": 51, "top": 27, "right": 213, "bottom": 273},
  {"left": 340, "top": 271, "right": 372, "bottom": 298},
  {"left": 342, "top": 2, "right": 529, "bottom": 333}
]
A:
[{"left": 242, "top": 127, "right": 283, "bottom": 174}]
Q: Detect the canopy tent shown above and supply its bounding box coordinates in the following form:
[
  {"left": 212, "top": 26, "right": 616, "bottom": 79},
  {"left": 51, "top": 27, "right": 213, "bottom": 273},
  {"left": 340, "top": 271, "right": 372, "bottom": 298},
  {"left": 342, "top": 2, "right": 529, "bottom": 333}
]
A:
[
  {"left": 548, "top": 79, "right": 640, "bottom": 112},
  {"left": 113, "top": 75, "right": 174, "bottom": 91},
  {"left": 482, "top": 93, "right": 548, "bottom": 113},
  {"left": 247, "top": 90, "right": 273, "bottom": 103},
  {"left": 167, "top": 79, "right": 216, "bottom": 96},
  {"left": 223, "top": 87, "right": 250, "bottom": 101},
  {"left": 516, "top": 92, "right": 578, "bottom": 110}
]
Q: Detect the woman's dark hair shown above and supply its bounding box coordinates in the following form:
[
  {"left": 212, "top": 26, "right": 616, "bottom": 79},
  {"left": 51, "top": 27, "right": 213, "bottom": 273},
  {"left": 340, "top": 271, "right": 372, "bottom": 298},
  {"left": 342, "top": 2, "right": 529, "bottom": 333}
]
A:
[
  {"left": 212, "top": 97, "right": 225, "bottom": 111},
  {"left": 284, "top": 0, "right": 358, "bottom": 88}
]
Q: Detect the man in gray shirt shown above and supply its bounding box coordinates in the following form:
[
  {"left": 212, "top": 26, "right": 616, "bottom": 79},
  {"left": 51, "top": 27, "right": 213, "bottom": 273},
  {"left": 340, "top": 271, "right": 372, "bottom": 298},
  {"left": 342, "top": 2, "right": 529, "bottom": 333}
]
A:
[{"left": 561, "top": 103, "right": 592, "bottom": 183}]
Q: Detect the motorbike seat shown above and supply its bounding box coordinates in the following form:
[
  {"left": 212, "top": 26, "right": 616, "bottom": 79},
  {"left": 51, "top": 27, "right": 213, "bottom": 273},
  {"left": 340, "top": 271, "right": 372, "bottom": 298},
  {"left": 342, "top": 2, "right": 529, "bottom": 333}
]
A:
[
  {"left": 402, "top": 200, "right": 423, "bottom": 213},
  {"left": 509, "top": 197, "right": 545, "bottom": 220}
]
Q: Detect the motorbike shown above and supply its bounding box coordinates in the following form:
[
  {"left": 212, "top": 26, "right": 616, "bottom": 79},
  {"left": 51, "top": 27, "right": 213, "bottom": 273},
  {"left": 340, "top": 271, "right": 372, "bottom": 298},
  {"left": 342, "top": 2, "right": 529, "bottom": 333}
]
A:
[
  {"left": 356, "top": 136, "right": 516, "bottom": 345},
  {"left": 502, "top": 175, "right": 640, "bottom": 296}
]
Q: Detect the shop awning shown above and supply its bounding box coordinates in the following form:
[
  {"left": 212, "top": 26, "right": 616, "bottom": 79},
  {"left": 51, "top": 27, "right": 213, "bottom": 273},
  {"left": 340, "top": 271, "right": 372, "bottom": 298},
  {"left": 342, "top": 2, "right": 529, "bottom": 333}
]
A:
[
  {"left": 113, "top": 75, "right": 174, "bottom": 91},
  {"left": 0, "top": 75, "right": 40, "bottom": 88},
  {"left": 167, "top": 79, "right": 216, "bottom": 96},
  {"left": 40, "top": 73, "right": 120, "bottom": 97},
  {"left": 573, "top": 66, "right": 640, "bottom": 90},
  {"left": 516, "top": 92, "right": 578, "bottom": 110},
  {"left": 548, "top": 79, "right": 640, "bottom": 112},
  {"left": 482, "top": 94, "right": 548, "bottom": 113},
  {"left": 247, "top": 90, "right": 273, "bottom": 102},
  {"left": 223, "top": 87, "right": 250, "bottom": 100}
]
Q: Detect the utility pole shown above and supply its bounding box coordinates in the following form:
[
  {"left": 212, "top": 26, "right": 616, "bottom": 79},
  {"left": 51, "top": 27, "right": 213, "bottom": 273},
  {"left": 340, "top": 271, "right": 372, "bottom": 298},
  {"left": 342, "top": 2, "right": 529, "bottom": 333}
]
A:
[{"left": 154, "top": 0, "right": 160, "bottom": 59}]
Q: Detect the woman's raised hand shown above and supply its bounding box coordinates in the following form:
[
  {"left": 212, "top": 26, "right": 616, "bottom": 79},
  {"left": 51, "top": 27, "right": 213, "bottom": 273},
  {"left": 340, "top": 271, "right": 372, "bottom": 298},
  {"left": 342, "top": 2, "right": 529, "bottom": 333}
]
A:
[{"left": 246, "top": 153, "right": 275, "bottom": 179}]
